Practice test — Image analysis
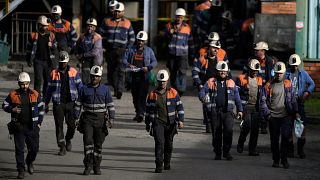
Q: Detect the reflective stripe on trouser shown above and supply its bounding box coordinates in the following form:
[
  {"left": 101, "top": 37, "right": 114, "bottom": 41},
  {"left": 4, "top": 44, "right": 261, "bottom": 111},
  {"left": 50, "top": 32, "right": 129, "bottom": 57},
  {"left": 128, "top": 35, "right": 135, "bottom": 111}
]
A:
[
  {"left": 53, "top": 102, "right": 76, "bottom": 147},
  {"left": 106, "top": 48, "right": 126, "bottom": 93},
  {"left": 210, "top": 111, "right": 234, "bottom": 155},
  {"left": 153, "top": 121, "right": 177, "bottom": 166},
  {"left": 237, "top": 105, "right": 260, "bottom": 152},
  {"left": 14, "top": 128, "right": 40, "bottom": 171},
  {"left": 82, "top": 114, "right": 106, "bottom": 168}
]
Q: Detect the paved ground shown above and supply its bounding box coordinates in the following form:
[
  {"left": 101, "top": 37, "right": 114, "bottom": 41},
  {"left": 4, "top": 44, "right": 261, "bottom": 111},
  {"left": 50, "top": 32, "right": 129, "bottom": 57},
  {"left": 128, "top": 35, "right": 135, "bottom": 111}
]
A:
[{"left": 0, "top": 60, "right": 320, "bottom": 180}]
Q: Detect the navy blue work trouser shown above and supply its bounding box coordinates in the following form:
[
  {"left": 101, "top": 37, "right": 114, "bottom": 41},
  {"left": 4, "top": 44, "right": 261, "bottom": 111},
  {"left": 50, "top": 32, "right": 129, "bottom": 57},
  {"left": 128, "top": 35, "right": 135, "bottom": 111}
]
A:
[
  {"left": 14, "top": 127, "right": 40, "bottom": 171},
  {"left": 210, "top": 110, "right": 234, "bottom": 155},
  {"left": 269, "top": 116, "right": 292, "bottom": 163},
  {"left": 131, "top": 75, "right": 149, "bottom": 116},
  {"left": 153, "top": 121, "right": 177, "bottom": 165}
]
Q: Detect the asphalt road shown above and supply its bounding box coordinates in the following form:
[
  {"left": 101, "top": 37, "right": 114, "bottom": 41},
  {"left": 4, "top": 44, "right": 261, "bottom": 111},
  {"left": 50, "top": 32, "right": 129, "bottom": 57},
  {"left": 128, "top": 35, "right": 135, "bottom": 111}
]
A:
[{"left": 0, "top": 61, "right": 320, "bottom": 180}]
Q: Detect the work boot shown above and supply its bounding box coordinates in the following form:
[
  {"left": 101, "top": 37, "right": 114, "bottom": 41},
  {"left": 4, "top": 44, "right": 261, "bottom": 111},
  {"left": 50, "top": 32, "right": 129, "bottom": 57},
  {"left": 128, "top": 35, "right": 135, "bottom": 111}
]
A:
[
  {"left": 281, "top": 160, "right": 290, "bottom": 169},
  {"left": 83, "top": 167, "right": 91, "bottom": 175},
  {"left": 116, "top": 91, "right": 122, "bottom": 99},
  {"left": 27, "top": 163, "right": 34, "bottom": 174},
  {"left": 237, "top": 144, "right": 244, "bottom": 153},
  {"left": 164, "top": 162, "right": 171, "bottom": 170},
  {"left": 93, "top": 167, "right": 101, "bottom": 175},
  {"left": 297, "top": 138, "right": 306, "bottom": 159},
  {"left": 272, "top": 161, "right": 279, "bottom": 168},
  {"left": 17, "top": 171, "right": 24, "bottom": 179},
  {"left": 137, "top": 115, "right": 144, "bottom": 123},
  {"left": 58, "top": 146, "right": 66, "bottom": 156},
  {"left": 214, "top": 154, "right": 222, "bottom": 160},
  {"left": 223, "top": 153, "right": 233, "bottom": 161},
  {"left": 66, "top": 140, "right": 72, "bottom": 152},
  {"left": 154, "top": 161, "right": 163, "bottom": 173},
  {"left": 205, "top": 123, "right": 212, "bottom": 133},
  {"left": 133, "top": 116, "right": 138, "bottom": 122}
]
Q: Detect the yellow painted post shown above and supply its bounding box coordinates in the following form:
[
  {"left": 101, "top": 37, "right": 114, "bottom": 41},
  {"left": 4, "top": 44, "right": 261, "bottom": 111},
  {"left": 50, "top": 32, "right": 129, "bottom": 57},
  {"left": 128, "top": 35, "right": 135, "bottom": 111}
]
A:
[{"left": 5, "top": 0, "right": 10, "bottom": 14}]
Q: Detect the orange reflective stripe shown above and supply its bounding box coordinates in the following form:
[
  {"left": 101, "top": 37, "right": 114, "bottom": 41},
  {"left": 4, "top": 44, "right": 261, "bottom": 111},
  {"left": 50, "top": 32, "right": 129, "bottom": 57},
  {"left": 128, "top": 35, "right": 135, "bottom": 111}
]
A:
[
  {"left": 64, "top": 20, "right": 71, "bottom": 30},
  {"left": 207, "top": 78, "right": 216, "bottom": 90},
  {"left": 68, "top": 67, "right": 78, "bottom": 77},
  {"left": 9, "top": 90, "right": 38, "bottom": 104},
  {"left": 167, "top": 88, "right": 178, "bottom": 99},
  {"left": 257, "top": 77, "right": 263, "bottom": 86},
  {"left": 106, "top": 18, "right": 131, "bottom": 29},
  {"left": 48, "top": 19, "right": 71, "bottom": 33},
  {"left": 241, "top": 18, "right": 254, "bottom": 32},
  {"left": 199, "top": 56, "right": 208, "bottom": 68},
  {"left": 239, "top": 74, "right": 248, "bottom": 87},
  {"left": 29, "top": 90, "right": 39, "bottom": 103},
  {"left": 284, "top": 80, "right": 291, "bottom": 88},
  {"left": 52, "top": 70, "right": 60, "bottom": 80},
  {"left": 31, "top": 32, "right": 38, "bottom": 40},
  {"left": 199, "top": 47, "right": 207, "bottom": 56},
  {"left": 179, "top": 25, "right": 191, "bottom": 34},
  {"left": 9, "top": 91, "right": 21, "bottom": 104},
  {"left": 194, "top": 2, "right": 211, "bottom": 11},
  {"left": 217, "top": 49, "right": 226, "bottom": 61},
  {"left": 149, "top": 92, "right": 157, "bottom": 100},
  {"left": 93, "top": 33, "right": 102, "bottom": 43}
]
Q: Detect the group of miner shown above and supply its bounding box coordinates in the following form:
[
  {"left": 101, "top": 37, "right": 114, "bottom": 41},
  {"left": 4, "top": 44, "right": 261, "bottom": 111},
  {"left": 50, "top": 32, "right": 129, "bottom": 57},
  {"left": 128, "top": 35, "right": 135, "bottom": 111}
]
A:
[{"left": 1, "top": 0, "right": 315, "bottom": 179}]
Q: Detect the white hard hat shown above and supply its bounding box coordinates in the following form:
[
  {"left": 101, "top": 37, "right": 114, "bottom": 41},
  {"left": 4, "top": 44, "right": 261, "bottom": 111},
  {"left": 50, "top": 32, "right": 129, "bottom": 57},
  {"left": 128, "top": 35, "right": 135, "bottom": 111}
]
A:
[
  {"left": 86, "top": 18, "right": 97, "bottom": 26},
  {"left": 274, "top": 62, "right": 286, "bottom": 74},
  {"left": 248, "top": 59, "right": 261, "bottom": 71},
  {"left": 216, "top": 61, "right": 229, "bottom": 71},
  {"left": 208, "top": 32, "right": 220, "bottom": 41},
  {"left": 222, "top": 10, "right": 232, "bottom": 22},
  {"left": 18, "top": 72, "right": 31, "bottom": 82},
  {"left": 114, "top": 2, "right": 125, "bottom": 11},
  {"left": 59, "top": 51, "right": 69, "bottom": 63},
  {"left": 254, "top": 41, "right": 269, "bottom": 51},
  {"left": 37, "top": 15, "right": 50, "bottom": 26},
  {"left": 175, "top": 8, "right": 186, "bottom": 16},
  {"left": 136, "top": 31, "right": 148, "bottom": 41},
  {"left": 157, "top": 69, "right": 169, "bottom": 81},
  {"left": 288, "top": 54, "right": 301, "bottom": 66},
  {"left": 90, "top": 65, "right": 103, "bottom": 76},
  {"left": 108, "top": 0, "right": 118, "bottom": 7},
  {"left": 209, "top": 40, "right": 221, "bottom": 48},
  {"left": 51, "top": 5, "right": 62, "bottom": 14}
]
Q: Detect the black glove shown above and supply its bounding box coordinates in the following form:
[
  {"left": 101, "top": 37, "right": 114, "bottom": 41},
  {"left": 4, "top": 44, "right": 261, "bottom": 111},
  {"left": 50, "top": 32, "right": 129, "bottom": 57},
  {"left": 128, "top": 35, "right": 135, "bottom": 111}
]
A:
[
  {"left": 145, "top": 124, "right": 151, "bottom": 132},
  {"left": 107, "top": 119, "right": 113, "bottom": 129},
  {"left": 75, "top": 119, "right": 80, "bottom": 127},
  {"left": 45, "top": 104, "right": 49, "bottom": 113}
]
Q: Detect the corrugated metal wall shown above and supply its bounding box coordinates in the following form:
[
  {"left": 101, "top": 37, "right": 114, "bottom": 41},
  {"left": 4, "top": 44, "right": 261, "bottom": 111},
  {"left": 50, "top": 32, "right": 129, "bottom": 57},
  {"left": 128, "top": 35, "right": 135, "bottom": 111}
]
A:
[{"left": 308, "top": 0, "right": 320, "bottom": 58}]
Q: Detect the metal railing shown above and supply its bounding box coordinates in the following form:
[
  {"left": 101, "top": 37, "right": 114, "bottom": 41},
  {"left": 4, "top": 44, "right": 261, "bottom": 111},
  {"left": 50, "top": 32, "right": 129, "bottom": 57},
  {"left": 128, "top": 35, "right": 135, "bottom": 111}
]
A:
[{"left": 11, "top": 12, "right": 50, "bottom": 55}]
